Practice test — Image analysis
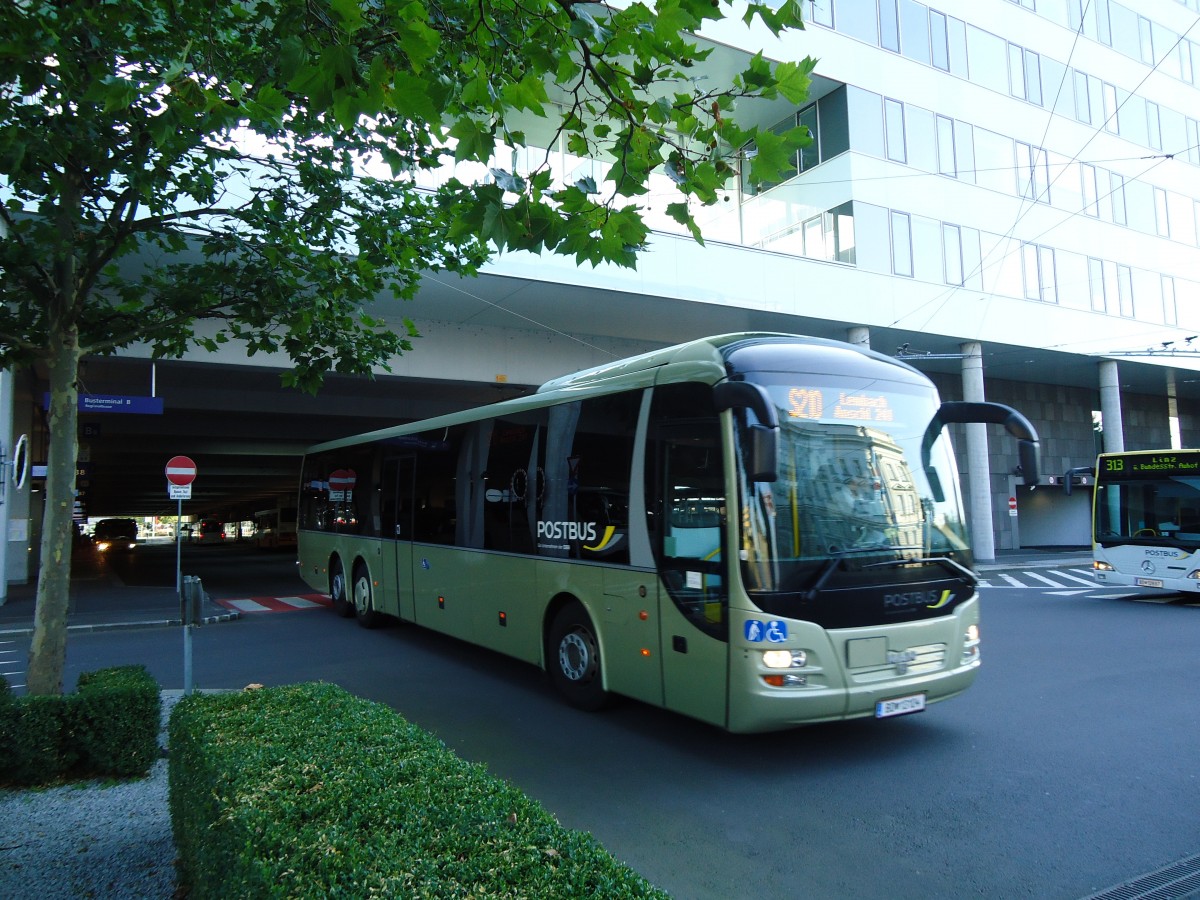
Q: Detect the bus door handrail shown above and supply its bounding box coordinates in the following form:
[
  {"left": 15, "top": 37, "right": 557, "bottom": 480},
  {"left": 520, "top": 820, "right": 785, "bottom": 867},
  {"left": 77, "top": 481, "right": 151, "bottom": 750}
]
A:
[{"left": 921, "top": 401, "right": 1041, "bottom": 502}]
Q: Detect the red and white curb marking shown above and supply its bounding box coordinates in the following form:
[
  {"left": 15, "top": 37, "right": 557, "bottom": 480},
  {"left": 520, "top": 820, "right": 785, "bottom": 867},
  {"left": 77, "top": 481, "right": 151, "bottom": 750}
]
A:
[{"left": 214, "top": 593, "right": 331, "bottom": 614}]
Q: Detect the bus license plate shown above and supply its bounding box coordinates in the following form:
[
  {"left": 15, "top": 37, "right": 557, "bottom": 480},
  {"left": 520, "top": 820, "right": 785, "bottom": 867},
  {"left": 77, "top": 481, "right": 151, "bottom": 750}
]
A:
[
  {"left": 1136, "top": 577, "right": 1164, "bottom": 588},
  {"left": 876, "top": 693, "right": 926, "bottom": 719}
]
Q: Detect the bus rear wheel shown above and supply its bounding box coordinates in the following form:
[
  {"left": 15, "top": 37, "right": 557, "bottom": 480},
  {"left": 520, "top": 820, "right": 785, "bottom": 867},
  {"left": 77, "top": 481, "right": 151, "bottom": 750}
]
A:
[
  {"left": 330, "top": 559, "right": 354, "bottom": 618},
  {"left": 352, "top": 563, "right": 384, "bottom": 629},
  {"left": 548, "top": 603, "right": 610, "bottom": 711}
]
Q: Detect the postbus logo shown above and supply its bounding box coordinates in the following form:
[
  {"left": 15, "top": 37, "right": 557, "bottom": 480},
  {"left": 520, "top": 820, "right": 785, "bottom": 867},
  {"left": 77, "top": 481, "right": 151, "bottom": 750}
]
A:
[
  {"left": 536, "top": 520, "right": 619, "bottom": 552},
  {"left": 882, "top": 589, "right": 955, "bottom": 610}
]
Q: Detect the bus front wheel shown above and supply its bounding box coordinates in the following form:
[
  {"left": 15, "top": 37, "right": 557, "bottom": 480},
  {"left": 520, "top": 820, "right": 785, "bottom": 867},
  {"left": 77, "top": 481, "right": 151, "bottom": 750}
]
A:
[
  {"left": 353, "top": 563, "right": 384, "bottom": 629},
  {"left": 330, "top": 559, "right": 354, "bottom": 618},
  {"left": 548, "top": 603, "right": 610, "bottom": 711}
]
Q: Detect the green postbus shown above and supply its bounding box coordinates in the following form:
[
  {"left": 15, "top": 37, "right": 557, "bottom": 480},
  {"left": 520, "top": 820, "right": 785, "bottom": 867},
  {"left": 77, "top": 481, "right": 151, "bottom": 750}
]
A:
[{"left": 297, "top": 333, "right": 1039, "bottom": 733}]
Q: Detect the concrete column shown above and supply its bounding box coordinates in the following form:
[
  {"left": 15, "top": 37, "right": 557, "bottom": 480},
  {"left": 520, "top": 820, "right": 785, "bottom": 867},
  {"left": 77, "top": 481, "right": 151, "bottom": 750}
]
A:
[
  {"left": 961, "top": 342, "right": 996, "bottom": 561},
  {"left": 1099, "top": 360, "right": 1124, "bottom": 453},
  {"left": 846, "top": 326, "right": 870, "bottom": 348}
]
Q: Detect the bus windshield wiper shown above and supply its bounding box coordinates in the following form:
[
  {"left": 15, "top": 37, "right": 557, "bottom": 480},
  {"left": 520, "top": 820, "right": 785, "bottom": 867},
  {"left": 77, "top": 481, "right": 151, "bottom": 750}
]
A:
[
  {"left": 862, "top": 553, "right": 976, "bottom": 586},
  {"left": 802, "top": 546, "right": 905, "bottom": 600}
]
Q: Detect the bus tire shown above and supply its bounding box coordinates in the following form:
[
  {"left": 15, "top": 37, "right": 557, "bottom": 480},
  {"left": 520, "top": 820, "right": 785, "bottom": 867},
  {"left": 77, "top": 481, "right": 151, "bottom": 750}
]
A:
[
  {"left": 548, "top": 603, "right": 610, "bottom": 711},
  {"left": 352, "top": 563, "right": 384, "bottom": 629},
  {"left": 330, "top": 558, "right": 354, "bottom": 618}
]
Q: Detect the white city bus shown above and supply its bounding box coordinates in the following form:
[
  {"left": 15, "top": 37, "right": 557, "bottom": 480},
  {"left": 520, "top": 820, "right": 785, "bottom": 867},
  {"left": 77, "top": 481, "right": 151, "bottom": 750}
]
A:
[
  {"left": 255, "top": 499, "right": 298, "bottom": 550},
  {"left": 297, "top": 333, "right": 1040, "bottom": 733},
  {"left": 1092, "top": 449, "right": 1200, "bottom": 592}
]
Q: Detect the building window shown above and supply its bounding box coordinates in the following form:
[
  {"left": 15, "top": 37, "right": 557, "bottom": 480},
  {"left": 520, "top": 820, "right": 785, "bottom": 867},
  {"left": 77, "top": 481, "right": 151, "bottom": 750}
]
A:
[
  {"left": 798, "top": 104, "right": 820, "bottom": 172},
  {"left": 1138, "top": 16, "right": 1155, "bottom": 65},
  {"left": 899, "top": 0, "right": 931, "bottom": 65},
  {"left": 891, "top": 211, "right": 913, "bottom": 277},
  {"left": 880, "top": 0, "right": 900, "bottom": 52},
  {"left": 1163, "top": 276, "right": 1177, "bottom": 325},
  {"left": 1073, "top": 71, "right": 1092, "bottom": 123},
  {"left": 1017, "top": 142, "right": 1049, "bottom": 203},
  {"left": 805, "top": 1, "right": 833, "bottom": 28},
  {"left": 936, "top": 115, "right": 956, "bottom": 176},
  {"left": 1154, "top": 187, "right": 1170, "bottom": 237},
  {"left": 1022, "top": 243, "right": 1057, "bottom": 303},
  {"left": 1110, "top": 172, "right": 1127, "bottom": 225},
  {"left": 1102, "top": 82, "right": 1119, "bottom": 133},
  {"left": 1147, "top": 101, "right": 1162, "bottom": 150},
  {"left": 1081, "top": 164, "right": 1099, "bottom": 217},
  {"left": 1187, "top": 119, "right": 1200, "bottom": 166},
  {"left": 885, "top": 98, "right": 906, "bottom": 163},
  {"left": 930, "top": 11, "right": 950, "bottom": 71},
  {"left": 1117, "top": 264, "right": 1134, "bottom": 317},
  {"left": 942, "top": 224, "right": 964, "bottom": 285},
  {"left": 1008, "top": 44, "right": 1042, "bottom": 105},
  {"left": 1088, "top": 258, "right": 1107, "bottom": 312}
]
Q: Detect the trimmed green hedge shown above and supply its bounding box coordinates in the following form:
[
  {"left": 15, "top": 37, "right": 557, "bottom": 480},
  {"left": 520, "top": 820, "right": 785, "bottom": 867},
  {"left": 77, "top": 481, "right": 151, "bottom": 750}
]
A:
[
  {"left": 0, "top": 665, "right": 160, "bottom": 786},
  {"left": 169, "top": 683, "right": 669, "bottom": 899}
]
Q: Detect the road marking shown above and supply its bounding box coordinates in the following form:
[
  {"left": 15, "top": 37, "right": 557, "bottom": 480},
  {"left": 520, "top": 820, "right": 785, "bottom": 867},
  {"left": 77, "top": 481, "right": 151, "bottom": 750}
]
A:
[
  {"left": 998, "top": 573, "right": 1024, "bottom": 587},
  {"left": 1055, "top": 570, "right": 1101, "bottom": 585},
  {"left": 1046, "top": 590, "right": 1092, "bottom": 596},
  {"left": 1023, "top": 571, "right": 1062, "bottom": 587},
  {"left": 216, "top": 594, "right": 331, "bottom": 614}
]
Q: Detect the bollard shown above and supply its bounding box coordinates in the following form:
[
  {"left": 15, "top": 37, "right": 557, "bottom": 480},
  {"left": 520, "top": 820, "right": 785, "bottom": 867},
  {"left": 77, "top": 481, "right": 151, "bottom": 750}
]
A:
[
  {"left": 181, "top": 575, "right": 204, "bottom": 694},
  {"left": 181, "top": 575, "right": 204, "bottom": 625}
]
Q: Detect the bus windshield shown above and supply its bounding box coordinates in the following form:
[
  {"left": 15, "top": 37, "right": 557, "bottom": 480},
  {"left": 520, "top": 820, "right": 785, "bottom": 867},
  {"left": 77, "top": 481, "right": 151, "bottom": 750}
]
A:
[
  {"left": 1095, "top": 454, "right": 1200, "bottom": 546},
  {"left": 736, "top": 373, "right": 971, "bottom": 610}
]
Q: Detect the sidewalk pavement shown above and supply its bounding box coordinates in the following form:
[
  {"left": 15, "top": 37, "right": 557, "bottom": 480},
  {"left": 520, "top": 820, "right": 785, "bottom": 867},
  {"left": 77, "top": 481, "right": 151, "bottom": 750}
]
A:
[
  {"left": 0, "top": 547, "right": 1091, "bottom": 636},
  {"left": 0, "top": 562, "right": 238, "bottom": 637}
]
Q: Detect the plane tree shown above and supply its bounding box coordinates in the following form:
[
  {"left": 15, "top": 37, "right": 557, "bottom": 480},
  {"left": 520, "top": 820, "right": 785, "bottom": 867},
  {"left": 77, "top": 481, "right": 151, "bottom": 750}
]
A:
[{"left": 0, "top": 0, "right": 813, "bottom": 694}]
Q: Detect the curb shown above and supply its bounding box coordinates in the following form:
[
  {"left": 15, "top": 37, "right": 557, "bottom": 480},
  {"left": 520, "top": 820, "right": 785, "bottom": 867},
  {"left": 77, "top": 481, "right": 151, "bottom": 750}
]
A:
[{"left": 0, "top": 608, "right": 240, "bottom": 638}]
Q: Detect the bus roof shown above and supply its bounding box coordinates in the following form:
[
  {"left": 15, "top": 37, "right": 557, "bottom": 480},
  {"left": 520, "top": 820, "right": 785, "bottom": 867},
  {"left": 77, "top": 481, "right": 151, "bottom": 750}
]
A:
[{"left": 305, "top": 332, "right": 927, "bottom": 455}]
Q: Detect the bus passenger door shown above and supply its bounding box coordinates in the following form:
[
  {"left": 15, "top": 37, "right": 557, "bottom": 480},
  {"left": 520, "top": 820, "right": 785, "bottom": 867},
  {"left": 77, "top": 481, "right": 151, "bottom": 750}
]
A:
[
  {"left": 381, "top": 456, "right": 416, "bottom": 621},
  {"left": 649, "top": 385, "right": 730, "bottom": 729}
]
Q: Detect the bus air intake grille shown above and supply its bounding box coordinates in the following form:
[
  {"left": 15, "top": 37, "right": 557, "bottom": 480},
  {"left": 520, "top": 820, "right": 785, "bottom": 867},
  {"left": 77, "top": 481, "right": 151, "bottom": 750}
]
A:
[{"left": 849, "top": 643, "right": 945, "bottom": 683}]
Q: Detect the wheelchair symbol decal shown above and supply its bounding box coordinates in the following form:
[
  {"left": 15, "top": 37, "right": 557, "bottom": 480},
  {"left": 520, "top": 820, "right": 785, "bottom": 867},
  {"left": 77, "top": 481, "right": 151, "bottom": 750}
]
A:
[{"left": 744, "top": 620, "right": 788, "bottom": 643}]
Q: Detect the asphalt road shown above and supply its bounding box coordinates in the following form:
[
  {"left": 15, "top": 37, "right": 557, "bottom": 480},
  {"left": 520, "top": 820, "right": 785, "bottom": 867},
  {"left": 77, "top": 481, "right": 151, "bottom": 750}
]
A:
[{"left": 35, "top": 548, "right": 1200, "bottom": 899}]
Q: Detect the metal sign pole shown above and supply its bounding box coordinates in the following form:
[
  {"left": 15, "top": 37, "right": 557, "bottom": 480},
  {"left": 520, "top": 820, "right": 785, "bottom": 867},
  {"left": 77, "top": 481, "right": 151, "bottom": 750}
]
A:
[
  {"left": 178, "top": 494, "right": 193, "bottom": 695},
  {"left": 166, "top": 457, "right": 198, "bottom": 696}
]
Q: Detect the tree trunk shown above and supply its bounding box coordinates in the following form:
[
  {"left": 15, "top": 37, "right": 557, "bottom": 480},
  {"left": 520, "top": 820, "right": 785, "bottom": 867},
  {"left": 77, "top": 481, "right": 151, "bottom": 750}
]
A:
[{"left": 26, "top": 330, "right": 82, "bottom": 696}]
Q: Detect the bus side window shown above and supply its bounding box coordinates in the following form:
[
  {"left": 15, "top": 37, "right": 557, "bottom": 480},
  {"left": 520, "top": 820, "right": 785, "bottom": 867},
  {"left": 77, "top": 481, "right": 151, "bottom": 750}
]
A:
[{"left": 647, "top": 383, "right": 728, "bottom": 639}]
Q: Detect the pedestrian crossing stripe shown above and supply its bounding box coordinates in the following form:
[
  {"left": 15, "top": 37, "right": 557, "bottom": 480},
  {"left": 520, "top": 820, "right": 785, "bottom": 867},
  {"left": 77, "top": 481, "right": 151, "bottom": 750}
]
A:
[{"left": 215, "top": 594, "right": 331, "bottom": 613}]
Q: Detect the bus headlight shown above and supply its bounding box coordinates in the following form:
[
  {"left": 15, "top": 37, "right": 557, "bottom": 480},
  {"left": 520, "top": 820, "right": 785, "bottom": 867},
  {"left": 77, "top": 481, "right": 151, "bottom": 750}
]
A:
[
  {"left": 1094, "top": 560, "right": 1114, "bottom": 571},
  {"left": 962, "top": 623, "right": 980, "bottom": 664},
  {"left": 762, "top": 649, "right": 807, "bottom": 669},
  {"left": 1187, "top": 570, "right": 1200, "bottom": 580}
]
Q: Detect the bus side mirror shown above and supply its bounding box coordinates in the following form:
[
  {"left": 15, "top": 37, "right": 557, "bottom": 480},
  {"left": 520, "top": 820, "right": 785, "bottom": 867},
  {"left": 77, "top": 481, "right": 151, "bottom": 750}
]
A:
[
  {"left": 714, "top": 381, "right": 779, "bottom": 483},
  {"left": 921, "top": 401, "right": 1041, "bottom": 502}
]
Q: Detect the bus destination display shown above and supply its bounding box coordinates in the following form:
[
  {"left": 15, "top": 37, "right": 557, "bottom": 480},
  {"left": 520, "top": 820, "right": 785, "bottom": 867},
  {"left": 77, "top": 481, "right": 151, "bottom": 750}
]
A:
[
  {"left": 787, "top": 387, "right": 895, "bottom": 423},
  {"left": 1102, "top": 453, "right": 1200, "bottom": 477}
]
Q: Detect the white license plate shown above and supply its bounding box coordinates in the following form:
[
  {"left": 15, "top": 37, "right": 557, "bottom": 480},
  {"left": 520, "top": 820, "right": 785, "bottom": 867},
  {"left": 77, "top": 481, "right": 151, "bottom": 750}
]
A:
[
  {"left": 1136, "top": 577, "right": 1164, "bottom": 588},
  {"left": 876, "top": 693, "right": 926, "bottom": 719}
]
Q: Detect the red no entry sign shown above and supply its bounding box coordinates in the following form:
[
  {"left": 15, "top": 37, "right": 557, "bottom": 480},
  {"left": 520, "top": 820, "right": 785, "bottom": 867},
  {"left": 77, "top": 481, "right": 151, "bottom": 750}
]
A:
[{"left": 165, "top": 456, "right": 197, "bottom": 486}]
